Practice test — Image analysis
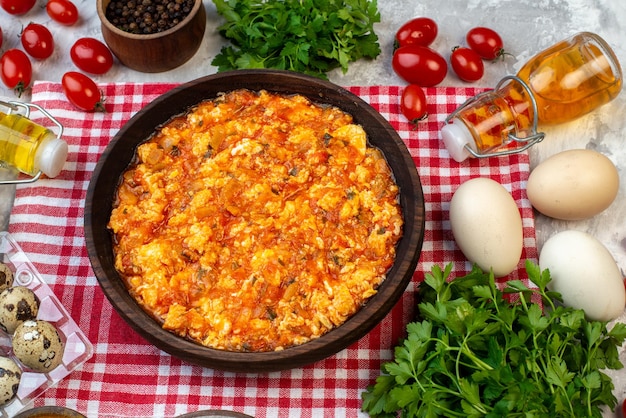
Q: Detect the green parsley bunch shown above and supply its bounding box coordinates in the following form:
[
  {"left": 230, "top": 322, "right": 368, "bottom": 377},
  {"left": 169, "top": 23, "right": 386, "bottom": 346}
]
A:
[
  {"left": 362, "top": 261, "right": 626, "bottom": 417},
  {"left": 211, "top": 0, "right": 382, "bottom": 79}
]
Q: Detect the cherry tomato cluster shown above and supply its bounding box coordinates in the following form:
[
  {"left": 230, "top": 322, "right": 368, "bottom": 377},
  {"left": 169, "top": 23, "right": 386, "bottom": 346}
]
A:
[
  {"left": 0, "top": 0, "right": 111, "bottom": 111},
  {"left": 0, "top": 0, "right": 77, "bottom": 23},
  {"left": 392, "top": 17, "right": 447, "bottom": 88},
  {"left": 450, "top": 27, "right": 507, "bottom": 82},
  {"left": 392, "top": 18, "right": 508, "bottom": 125}
]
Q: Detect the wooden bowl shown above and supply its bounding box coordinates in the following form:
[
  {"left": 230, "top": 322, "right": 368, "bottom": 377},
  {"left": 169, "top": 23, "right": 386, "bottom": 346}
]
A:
[
  {"left": 176, "top": 411, "right": 254, "bottom": 418},
  {"left": 14, "top": 406, "right": 86, "bottom": 418},
  {"left": 96, "top": 0, "right": 206, "bottom": 73},
  {"left": 84, "top": 70, "right": 425, "bottom": 372}
]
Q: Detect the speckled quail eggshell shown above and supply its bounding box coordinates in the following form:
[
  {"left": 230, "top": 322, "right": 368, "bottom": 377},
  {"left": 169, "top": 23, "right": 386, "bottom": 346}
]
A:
[
  {"left": 527, "top": 149, "right": 619, "bottom": 220},
  {"left": 539, "top": 230, "right": 625, "bottom": 321},
  {"left": 0, "top": 356, "right": 21, "bottom": 406},
  {"left": 12, "top": 319, "right": 65, "bottom": 373},
  {"left": 0, "top": 286, "right": 40, "bottom": 335},
  {"left": 0, "top": 263, "right": 13, "bottom": 292},
  {"left": 449, "top": 177, "right": 524, "bottom": 277}
]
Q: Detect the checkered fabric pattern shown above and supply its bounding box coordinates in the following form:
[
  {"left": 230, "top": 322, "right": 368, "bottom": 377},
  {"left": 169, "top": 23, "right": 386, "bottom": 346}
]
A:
[{"left": 5, "top": 81, "right": 537, "bottom": 418}]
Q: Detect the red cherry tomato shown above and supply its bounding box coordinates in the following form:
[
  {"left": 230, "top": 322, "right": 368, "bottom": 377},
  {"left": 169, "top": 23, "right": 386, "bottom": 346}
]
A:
[
  {"left": 392, "top": 45, "right": 447, "bottom": 87},
  {"left": 62, "top": 71, "right": 105, "bottom": 112},
  {"left": 400, "top": 84, "right": 428, "bottom": 125},
  {"left": 70, "top": 38, "right": 114, "bottom": 75},
  {"left": 395, "top": 17, "right": 438, "bottom": 48},
  {"left": 46, "top": 0, "right": 79, "bottom": 26},
  {"left": 21, "top": 23, "right": 55, "bottom": 60},
  {"left": 450, "top": 46, "right": 484, "bottom": 82},
  {"left": 466, "top": 27, "right": 506, "bottom": 60},
  {"left": 0, "top": 49, "right": 32, "bottom": 98},
  {"left": 0, "top": 0, "right": 36, "bottom": 15}
]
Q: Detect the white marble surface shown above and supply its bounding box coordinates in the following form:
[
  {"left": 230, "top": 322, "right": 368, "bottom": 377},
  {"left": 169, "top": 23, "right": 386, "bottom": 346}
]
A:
[{"left": 1, "top": 0, "right": 626, "bottom": 414}]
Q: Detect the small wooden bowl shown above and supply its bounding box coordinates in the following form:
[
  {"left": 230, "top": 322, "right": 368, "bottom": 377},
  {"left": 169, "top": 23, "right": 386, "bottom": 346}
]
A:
[
  {"left": 14, "top": 406, "right": 86, "bottom": 418},
  {"left": 176, "top": 411, "right": 254, "bottom": 418},
  {"left": 85, "top": 70, "right": 426, "bottom": 372},
  {"left": 96, "top": 0, "right": 206, "bottom": 73}
]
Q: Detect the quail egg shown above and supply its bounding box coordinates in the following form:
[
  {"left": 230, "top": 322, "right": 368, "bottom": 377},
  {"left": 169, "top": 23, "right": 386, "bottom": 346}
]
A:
[
  {"left": 0, "top": 356, "right": 21, "bottom": 405},
  {"left": 0, "top": 263, "right": 13, "bottom": 292},
  {"left": 12, "top": 320, "right": 65, "bottom": 373},
  {"left": 0, "top": 286, "right": 40, "bottom": 335}
]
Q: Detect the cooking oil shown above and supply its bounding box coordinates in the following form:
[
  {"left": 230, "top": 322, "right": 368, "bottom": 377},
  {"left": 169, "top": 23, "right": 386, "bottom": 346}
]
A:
[
  {"left": 0, "top": 107, "right": 67, "bottom": 179},
  {"left": 441, "top": 32, "right": 623, "bottom": 162},
  {"left": 518, "top": 33, "right": 622, "bottom": 124}
]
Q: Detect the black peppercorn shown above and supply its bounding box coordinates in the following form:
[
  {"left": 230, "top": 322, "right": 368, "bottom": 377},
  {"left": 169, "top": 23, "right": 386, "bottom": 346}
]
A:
[{"left": 105, "top": 0, "right": 195, "bottom": 34}]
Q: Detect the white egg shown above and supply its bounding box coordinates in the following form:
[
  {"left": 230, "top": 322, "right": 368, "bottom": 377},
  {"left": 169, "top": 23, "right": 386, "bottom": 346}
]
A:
[
  {"left": 449, "top": 177, "right": 523, "bottom": 277},
  {"left": 527, "top": 149, "right": 619, "bottom": 220},
  {"left": 539, "top": 230, "right": 625, "bottom": 321}
]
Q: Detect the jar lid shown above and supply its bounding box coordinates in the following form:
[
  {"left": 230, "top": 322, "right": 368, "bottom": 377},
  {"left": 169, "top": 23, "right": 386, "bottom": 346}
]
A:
[
  {"left": 440, "top": 119, "right": 475, "bottom": 162},
  {"left": 35, "top": 133, "right": 68, "bottom": 178}
]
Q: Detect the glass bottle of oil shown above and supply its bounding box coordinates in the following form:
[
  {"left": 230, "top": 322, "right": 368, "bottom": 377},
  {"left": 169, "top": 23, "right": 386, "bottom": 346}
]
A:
[
  {"left": 0, "top": 108, "right": 68, "bottom": 178},
  {"left": 441, "top": 32, "right": 623, "bottom": 162}
]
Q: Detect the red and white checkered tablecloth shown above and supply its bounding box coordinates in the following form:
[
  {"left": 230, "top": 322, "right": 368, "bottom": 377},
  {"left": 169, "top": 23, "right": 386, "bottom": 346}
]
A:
[{"left": 6, "top": 81, "right": 538, "bottom": 418}]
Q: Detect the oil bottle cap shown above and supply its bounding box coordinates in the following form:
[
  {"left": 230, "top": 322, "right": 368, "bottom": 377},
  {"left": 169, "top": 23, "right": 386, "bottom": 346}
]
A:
[
  {"left": 35, "top": 133, "right": 68, "bottom": 178},
  {"left": 440, "top": 119, "right": 475, "bottom": 162}
]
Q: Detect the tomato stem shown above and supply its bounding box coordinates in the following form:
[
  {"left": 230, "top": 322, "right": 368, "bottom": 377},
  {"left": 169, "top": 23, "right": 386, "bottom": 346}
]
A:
[
  {"left": 409, "top": 113, "right": 428, "bottom": 130},
  {"left": 13, "top": 81, "right": 27, "bottom": 98}
]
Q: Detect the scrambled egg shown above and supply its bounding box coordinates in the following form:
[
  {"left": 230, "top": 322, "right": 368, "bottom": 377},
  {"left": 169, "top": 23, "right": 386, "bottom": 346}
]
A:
[{"left": 109, "top": 90, "right": 403, "bottom": 352}]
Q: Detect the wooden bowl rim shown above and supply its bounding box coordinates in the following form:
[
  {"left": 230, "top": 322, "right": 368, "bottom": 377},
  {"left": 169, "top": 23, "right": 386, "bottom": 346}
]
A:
[
  {"left": 97, "top": 0, "right": 204, "bottom": 40},
  {"left": 13, "top": 406, "right": 86, "bottom": 418},
  {"left": 175, "top": 411, "right": 254, "bottom": 418},
  {"left": 85, "top": 69, "right": 425, "bottom": 372}
]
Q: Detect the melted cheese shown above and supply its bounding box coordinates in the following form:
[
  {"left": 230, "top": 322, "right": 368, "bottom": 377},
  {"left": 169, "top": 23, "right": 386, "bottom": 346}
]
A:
[{"left": 109, "top": 89, "right": 403, "bottom": 352}]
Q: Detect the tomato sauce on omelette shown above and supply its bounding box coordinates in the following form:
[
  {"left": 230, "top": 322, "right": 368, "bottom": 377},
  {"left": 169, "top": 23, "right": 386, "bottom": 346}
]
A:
[{"left": 108, "top": 89, "right": 403, "bottom": 352}]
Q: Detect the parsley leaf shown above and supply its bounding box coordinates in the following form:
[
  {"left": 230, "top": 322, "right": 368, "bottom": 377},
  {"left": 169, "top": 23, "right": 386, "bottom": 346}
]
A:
[
  {"left": 211, "top": 0, "right": 381, "bottom": 79},
  {"left": 362, "top": 261, "right": 626, "bottom": 417}
]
